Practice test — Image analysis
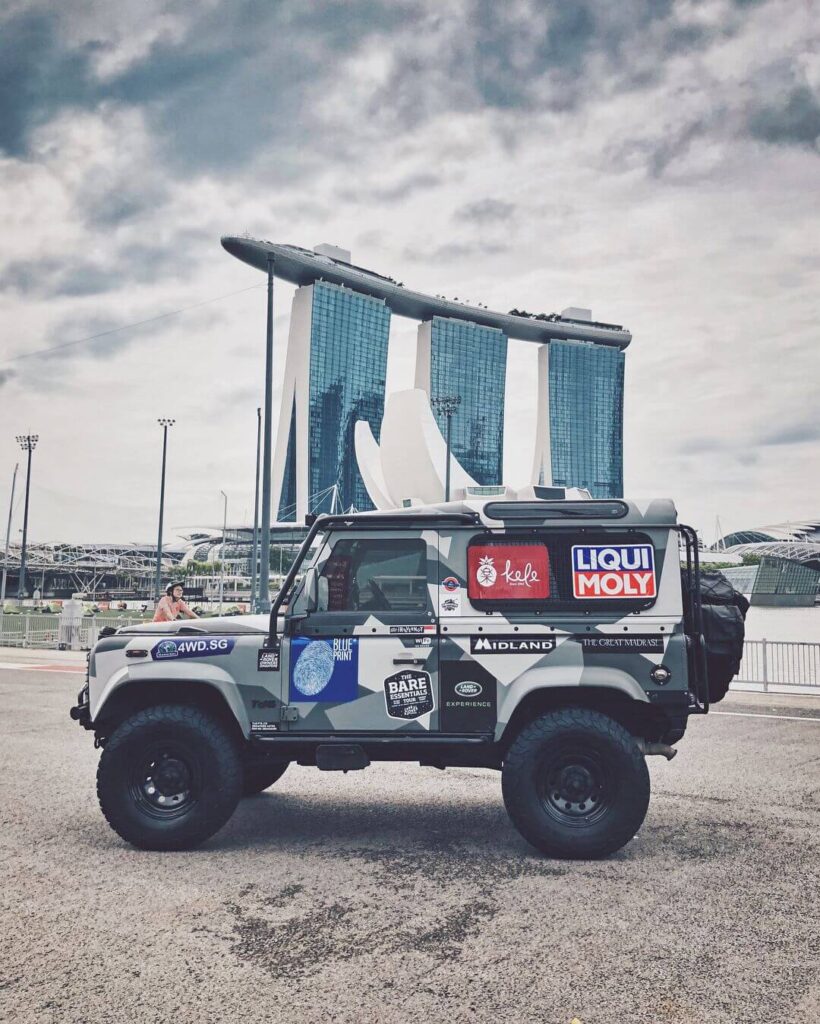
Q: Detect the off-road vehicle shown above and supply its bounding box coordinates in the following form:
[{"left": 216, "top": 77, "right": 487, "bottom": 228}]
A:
[{"left": 71, "top": 497, "right": 745, "bottom": 857}]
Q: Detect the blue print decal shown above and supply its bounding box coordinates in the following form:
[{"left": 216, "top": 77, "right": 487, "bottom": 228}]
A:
[
  {"left": 289, "top": 636, "right": 359, "bottom": 703},
  {"left": 152, "top": 636, "right": 236, "bottom": 660}
]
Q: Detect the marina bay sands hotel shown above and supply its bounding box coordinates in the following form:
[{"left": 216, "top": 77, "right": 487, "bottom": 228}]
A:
[{"left": 222, "top": 238, "right": 631, "bottom": 520}]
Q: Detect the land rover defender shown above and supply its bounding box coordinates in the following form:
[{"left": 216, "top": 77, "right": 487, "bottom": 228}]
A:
[{"left": 71, "top": 497, "right": 739, "bottom": 858}]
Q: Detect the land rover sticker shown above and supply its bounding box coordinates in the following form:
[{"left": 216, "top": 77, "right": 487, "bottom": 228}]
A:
[
  {"left": 441, "top": 662, "right": 496, "bottom": 732},
  {"left": 470, "top": 635, "right": 557, "bottom": 654},
  {"left": 572, "top": 544, "right": 657, "bottom": 599},
  {"left": 152, "top": 637, "right": 235, "bottom": 661},
  {"left": 289, "top": 636, "right": 358, "bottom": 702},
  {"left": 383, "top": 670, "right": 434, "bottom": 720}
]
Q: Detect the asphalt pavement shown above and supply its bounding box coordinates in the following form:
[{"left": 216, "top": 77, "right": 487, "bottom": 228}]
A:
[{"left": 1, "top": 661, "right": 819, "bottom": 1024}]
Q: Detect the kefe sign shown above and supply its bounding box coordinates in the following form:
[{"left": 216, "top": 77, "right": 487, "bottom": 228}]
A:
[
  {"left": 571, "top": 544, "right": 657, "bottom": 599},
  {"left": 468, "top": 544, "right": 550, "bottom": 601}
]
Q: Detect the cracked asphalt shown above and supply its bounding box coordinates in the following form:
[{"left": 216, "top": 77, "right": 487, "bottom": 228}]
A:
[{"left": 1, "top": 667, "right": 819, "bottom": 1024}]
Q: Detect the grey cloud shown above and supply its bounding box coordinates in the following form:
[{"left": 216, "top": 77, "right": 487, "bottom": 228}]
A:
[
  {"left": 0, "top": 369, "right": 16, "bottom": 388},
  {"left": 455, "top": 199, "right": 515, "bottom": 223},
  {"left": 339, "top": 173, "right": 442, "bottom": 205},
  {"left": 402, "top": 241, "right": 510, "bottom": 263},
  {"left": 2, "top": 231, "right": 210, "bottom": 299},
  {"left": 747, "top": 86, "right": 820, "bottom": 149},
  {"left": 756, "top": 418, "right": 820, "bottom": 447}
]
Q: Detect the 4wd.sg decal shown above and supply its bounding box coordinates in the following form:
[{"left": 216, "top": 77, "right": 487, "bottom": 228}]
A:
[
  {"left": 572, "top": 544, "right": 656, "bottom": 599},
  {"left": 152, "top": 637, "right": 235, "bottom": 660}
]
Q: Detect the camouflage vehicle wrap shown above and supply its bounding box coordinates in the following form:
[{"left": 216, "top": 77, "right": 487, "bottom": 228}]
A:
[{"left": 72, "top": 498, "right": 711, "bottom": 857}]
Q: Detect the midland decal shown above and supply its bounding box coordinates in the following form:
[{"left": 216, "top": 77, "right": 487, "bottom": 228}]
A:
[
  {"left": 468, "top": 544, "right": 550, "bottom": 601},
  {"left": 383, "top": 670, "right": 434, "bottom": 720},
  {"left": 152, "top": 637, "right": 235, "bottom": 661},
  {"left": 571, "top": 544, "right": 657, "bottom": 600},
  {"left": 289, "top": 636, "right": 358, "bottom": 702},
  {"left": 470, "top": 635, "right": 557, "bottom": 655}
]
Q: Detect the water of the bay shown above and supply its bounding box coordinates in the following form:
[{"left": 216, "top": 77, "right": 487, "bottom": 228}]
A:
[{"left": 744, "top": 605, "right": 820, "bottom": 643}]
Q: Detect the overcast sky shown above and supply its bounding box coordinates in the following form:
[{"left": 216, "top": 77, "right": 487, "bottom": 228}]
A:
[{"left": 1, "top": 0, "right": 818, "bottom": 546}]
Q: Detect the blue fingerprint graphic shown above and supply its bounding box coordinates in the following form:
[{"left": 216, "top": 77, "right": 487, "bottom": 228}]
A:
[{"left": 293, "top": 640, "right": 335, "bottom": 697}]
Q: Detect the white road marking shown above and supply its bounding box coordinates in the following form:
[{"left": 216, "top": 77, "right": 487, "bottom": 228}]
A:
[
  {"left": 0, "top": 662, "right": 85, "bottom": 674},
  {"left": 713, "top": 710, "right": 820, "bottom": 723}
]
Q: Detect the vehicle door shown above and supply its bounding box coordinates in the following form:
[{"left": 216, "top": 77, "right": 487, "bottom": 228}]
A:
[{"left": 283, "top": 530, "right": 439, "bottom": 733}]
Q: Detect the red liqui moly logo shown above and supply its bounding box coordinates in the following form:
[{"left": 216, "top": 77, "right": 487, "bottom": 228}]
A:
[
  {"left": 572, "top": 544, "right": 656, "bottom": 599},
  {"left": 467, "top": 544, "right": 550, "bottom": 600}
]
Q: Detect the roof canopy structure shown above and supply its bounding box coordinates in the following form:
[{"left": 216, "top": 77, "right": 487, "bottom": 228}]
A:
[{"left": 221, "top": 237, "right": 632, "bottom": 349}]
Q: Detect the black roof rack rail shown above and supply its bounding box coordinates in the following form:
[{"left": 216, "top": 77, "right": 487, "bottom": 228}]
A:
[{"left": 484, "top": 500, "right": 629, "bottom": 521}]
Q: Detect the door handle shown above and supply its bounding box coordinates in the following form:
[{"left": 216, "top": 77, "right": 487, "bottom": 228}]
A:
[{"left": 392, "top": 655, "right": 427, "bottom": 665}]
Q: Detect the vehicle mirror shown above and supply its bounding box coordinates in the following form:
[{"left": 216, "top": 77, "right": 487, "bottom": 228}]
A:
[
  {"left": 304, "top": 567, "right": 318, "bottom": 613},
  {"left": 317, "top": 575, "right": 329, "bottom": 610}
]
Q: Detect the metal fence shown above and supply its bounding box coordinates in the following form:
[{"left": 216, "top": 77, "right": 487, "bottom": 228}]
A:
[
  {"left": 0, "top": 614, "right": 147, "bottom": 650},
  {"left": 734, "top": 639, "right": 820, "bottom": 691}
]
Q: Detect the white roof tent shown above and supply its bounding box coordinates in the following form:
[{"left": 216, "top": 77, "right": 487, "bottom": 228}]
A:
[{"left": 221, "top": 237, "right": 632, "bottom": 349}]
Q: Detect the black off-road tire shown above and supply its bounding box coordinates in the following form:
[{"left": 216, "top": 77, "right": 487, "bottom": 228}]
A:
[
  {"left": 502, "top": 707, "right": 650, "bottom": 859},
  {"left": 96, "top": 704, "right": 243, "bottom": 851},
  {"left": 242, "top": 761, "right": 289, "bottom": 796}
]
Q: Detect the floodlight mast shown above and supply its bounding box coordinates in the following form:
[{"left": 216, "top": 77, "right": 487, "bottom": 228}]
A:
[
  {"left": 431, "top": 396, "right": 461, "bottom": 502},
  {"left": 154, "top": 419, "right": 175, "bottom": 601},
  {"left": 15, "top": 435, "right": 38, "bottom": 599}
]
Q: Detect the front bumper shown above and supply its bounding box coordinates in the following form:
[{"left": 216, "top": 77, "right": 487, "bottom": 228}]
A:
[{"left": 69, "top": 683, "right": 92, "bottom": 730}]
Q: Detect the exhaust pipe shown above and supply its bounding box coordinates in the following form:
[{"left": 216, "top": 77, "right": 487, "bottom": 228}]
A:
[{"left": 636, "top": 739, "right": 677, "bottom": 761}]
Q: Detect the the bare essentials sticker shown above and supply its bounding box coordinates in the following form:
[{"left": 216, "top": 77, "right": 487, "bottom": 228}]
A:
[
  {"left": 257, "top": 648, "right": 280, "bottom": 671},
  {"left": 152, "top": 637, "right": 235, "bottom": 661},
  {"left": 575, "top": 635, "right": 664, "bottom": 653},
  {"left": 470, "top": 635, "right": 557, "bottom": 655},
  {"left": 571, "top": 544, "right": 657, "bottom": 599},
  {"left": 383, "top": 669, "right": 434, "bottom": 720}
]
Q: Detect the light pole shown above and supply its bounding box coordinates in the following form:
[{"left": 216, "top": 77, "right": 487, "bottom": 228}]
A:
[
  {"left": 258, "top": 254, "right": 275, "bottom": 611},
  {"left": 219, "top": 490, "right": 228, "bottom": 614},
  {"left": 250, "top": 407, "right": 261, "bottom": 611},
  {"left": 154, "top": 419, "right": 175, "bottom": 600},
  {"left": 16, "top": 435, "right": 38, "bottom": 599},
  {"left": 431, "top": 396, "right": 461, "bottom": 502},
  {"left": 1, "top": 462, "right": 19, "bottom": 607}
]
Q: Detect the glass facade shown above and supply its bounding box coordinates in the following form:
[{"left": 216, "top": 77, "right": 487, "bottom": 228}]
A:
[
  {"left": 279, "top": 281, "right": 390, "bottom": 518},
  {"left": 548, "top": 339, "right": 624, "bottom": 498},
  {"left": 429, "top": 317, "right": 507, "bottom": 485}
]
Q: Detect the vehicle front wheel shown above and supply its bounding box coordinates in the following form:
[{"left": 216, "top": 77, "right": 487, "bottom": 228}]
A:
[
  {"left": 96, "top": 704, "right": 243, "bottom": 851},
  {"left": 242, "top": 760, "right": 289, "bottom": 796},
  {"left": 502, "top": 708, "right": 650, "bottom": 859}
]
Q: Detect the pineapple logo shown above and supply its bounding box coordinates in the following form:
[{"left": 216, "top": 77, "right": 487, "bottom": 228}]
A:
[{"left": 476, "top": 555, "right": 497, "bottom": 588}]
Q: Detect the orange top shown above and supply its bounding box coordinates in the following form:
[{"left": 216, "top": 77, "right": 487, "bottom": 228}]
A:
[{"left": 153, "top": 595, "right": 193, "bottom": 622}]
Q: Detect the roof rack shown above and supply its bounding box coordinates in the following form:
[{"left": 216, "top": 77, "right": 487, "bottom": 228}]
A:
[{"left": 483, "top": 500, "right": 629, "bottom": 521}]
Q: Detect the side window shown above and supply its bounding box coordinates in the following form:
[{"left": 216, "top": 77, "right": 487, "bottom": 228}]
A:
[{"left": 319, "top": 538, "right": 429, "bottom": 613}]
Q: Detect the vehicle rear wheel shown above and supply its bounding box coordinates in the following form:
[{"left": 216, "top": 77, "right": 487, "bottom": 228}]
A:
[
  {"left": 502, "top": 707, "right": 650, "bottom": 859},
  {"left": 242, "top": 761, "right": 289, "bottom": 796},
  {"left": 96, "top": 704, "right": 242, "bottom": 851}
]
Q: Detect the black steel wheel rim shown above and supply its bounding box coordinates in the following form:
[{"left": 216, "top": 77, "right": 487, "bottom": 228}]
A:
[
  {"left": 128, "top": 742, "right": 201, "bottom": 820},
  {"left": 536, "top": 746, "right": 615, "bottom": 827}
]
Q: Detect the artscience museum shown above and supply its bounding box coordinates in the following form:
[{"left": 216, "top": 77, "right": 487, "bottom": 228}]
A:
[{"left": 222, "top": 237, "right": 631, "bottom": 517}]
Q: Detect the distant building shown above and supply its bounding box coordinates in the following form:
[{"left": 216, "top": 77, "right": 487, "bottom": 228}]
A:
[
  {"left": 722, "top": 555, "right": 820, "bottom": 607},
  {"left": 222, "top": 238, "right": 632, "bottom": 516},
  {"left": 715, "top": 518, "right": 820, "bottom": 572},
  {"left": 415, "top": 317, "right": 507, "bottom": 485},
  {"left": 274, "top": 280, "right": 391, "bottom": 519}
]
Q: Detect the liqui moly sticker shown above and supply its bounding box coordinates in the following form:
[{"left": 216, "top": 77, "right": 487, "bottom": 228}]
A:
[
  {"left": 571, "top": 545, "right": 656, "bottom": 599},
  {"left": 467, "top": 544, "right": 550, "bottom": 601}
]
